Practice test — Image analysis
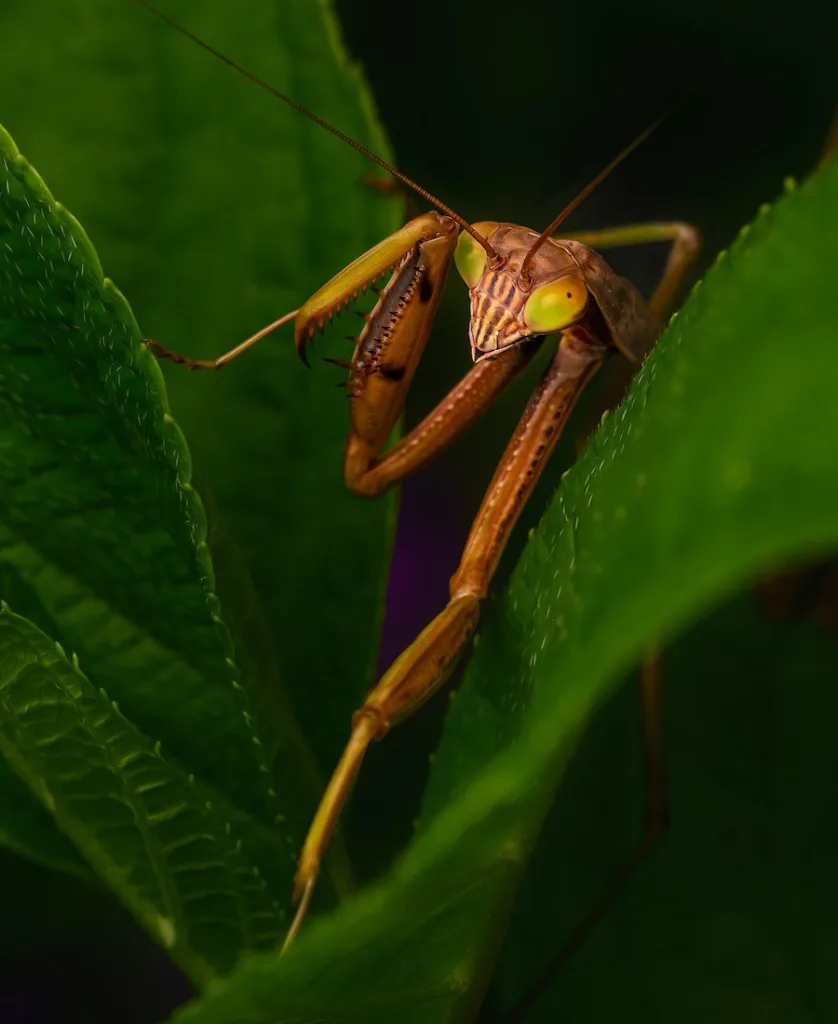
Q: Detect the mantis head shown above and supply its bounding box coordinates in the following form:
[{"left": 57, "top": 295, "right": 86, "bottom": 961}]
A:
[{"left": 455, "top": 223, "right": 590, "bottom": 361}]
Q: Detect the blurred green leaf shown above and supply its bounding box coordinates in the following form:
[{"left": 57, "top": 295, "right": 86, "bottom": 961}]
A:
[
  {"left": 0, "top": 0, "right": 401, "bottom": 800},
  {"left": 0, "top": 608, "right": 280, "bottom": 987},
  {"left": 166, "top": 159, "right": 838, "bottom": 1022}
]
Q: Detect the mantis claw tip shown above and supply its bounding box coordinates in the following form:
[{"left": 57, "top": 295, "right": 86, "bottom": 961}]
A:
[
  {"left": 282, "top": 877, "right": 315, "bottom": 955},
  {"left": 295, "top": 342, "right": 312, "bottom": 369}
]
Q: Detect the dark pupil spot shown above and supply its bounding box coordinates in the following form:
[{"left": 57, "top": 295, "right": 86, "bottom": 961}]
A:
[{"left": 566, "top": 292, "right": 572, "bottom": 298}]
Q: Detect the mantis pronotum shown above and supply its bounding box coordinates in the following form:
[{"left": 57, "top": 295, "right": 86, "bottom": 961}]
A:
[{"left": 136, "top": 0, "right": 700, "bottom": 956}]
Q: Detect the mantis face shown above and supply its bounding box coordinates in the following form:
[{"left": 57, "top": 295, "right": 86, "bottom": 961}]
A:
[{"left": 455, "top": 222, "right": 590, "bottom": 361}]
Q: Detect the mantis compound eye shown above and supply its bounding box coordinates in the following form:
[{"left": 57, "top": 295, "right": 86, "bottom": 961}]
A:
[
  {"left": 522, "top": 274, "right": 588, "bottom": 334},
  {"left": 454, "top": 230, "right": 488, "bottom": 287}
]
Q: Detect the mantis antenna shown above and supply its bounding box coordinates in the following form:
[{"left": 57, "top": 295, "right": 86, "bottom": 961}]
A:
[
  {"left": 133, "top": 0, "right": 498, "bottom": 258},
  {"left": 520, "top": 113, "right": 671, "bottom": 281}
]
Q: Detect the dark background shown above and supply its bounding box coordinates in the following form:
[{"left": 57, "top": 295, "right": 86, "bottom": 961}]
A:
[{"left": 3, "top": 0, "right": 837, "bottom": 1020}]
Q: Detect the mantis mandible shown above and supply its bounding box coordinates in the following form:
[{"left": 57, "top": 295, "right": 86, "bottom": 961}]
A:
[{"left": 136, "top": 0, "right": 700, "bottom": 956}]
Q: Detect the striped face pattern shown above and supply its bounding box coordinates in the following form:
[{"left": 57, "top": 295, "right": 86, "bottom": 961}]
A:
[{"left": 455, "top": 222, "right": 590, "bottom": 361}]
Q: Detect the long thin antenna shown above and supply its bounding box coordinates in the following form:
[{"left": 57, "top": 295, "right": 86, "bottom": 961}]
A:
[
  {"left": 519, "top": 114, "right": 668, "bottom": 280},
  {"left": 134, "top": 0, "right": 496, "bottom": 257}
]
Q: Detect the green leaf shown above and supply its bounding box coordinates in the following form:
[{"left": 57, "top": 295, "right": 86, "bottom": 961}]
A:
[
  {"left": 0, "top": 607, "right": 281, "bottom": 987},
  {"left": 0, "top": 121, "right": 284, "bottom": 853},
  {"left": 0, "top": 0, "right": 401, "bottom": 795},
  {"left": 166, "top": 160, "right": 838, "bottom": 1021},
  {"left": 490, "top": 593, "right": 838, "bottom": 1022}
]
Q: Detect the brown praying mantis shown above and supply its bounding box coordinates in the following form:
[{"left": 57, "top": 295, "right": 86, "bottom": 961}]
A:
[{"left": 135, "top": 0, "right": 701, "bottom": 958}]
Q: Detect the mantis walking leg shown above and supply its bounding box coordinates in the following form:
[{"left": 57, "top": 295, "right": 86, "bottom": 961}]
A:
[
  {"left": 566, "top": 221, "right": 701, "bottom": 320},
  {"left": 286, "top": 326, "right": 608, "bottom": 948},
  {"left": 145, "top": 310, "right": 299, "bottom": 370},
  {"left": 501, "top": 224, "right": 699, "bottom": 1020},
  {"left": 344, "top": 339, "right": 541, "bottom": 496}
]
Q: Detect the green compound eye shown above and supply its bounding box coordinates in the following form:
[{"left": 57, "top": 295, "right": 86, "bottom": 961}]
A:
[
  {"left": 523, "top": 274, "right": 588, "bottom": 333},
  {"left": 454, "top": 230, "right": 487, "bottom": 287}
]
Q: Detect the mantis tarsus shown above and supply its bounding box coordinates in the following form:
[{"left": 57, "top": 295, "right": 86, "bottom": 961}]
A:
[{"left": 135, "top": 0, "right": 700, "bottom": 963}]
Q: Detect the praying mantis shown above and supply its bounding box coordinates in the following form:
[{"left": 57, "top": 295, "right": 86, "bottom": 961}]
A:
[{"left": 135, "top": 0, "right": 700, "bottom": 956}]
